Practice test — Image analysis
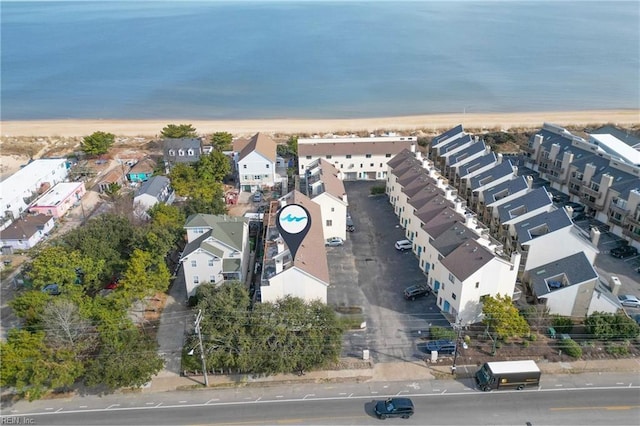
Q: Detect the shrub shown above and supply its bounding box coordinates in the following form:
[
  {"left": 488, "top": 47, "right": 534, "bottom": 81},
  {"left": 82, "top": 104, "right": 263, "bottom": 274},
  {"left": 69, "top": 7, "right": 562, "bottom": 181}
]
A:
[
  {"left": 464, "top": 335, "right": 471, "bottom": 344},
  {"left": 559, "top": 339, "right": 582, "bottom": 358},
  {"left": 605, "top": 342, "right": 630, "bottom": 356},
  {"left": 585, "top": 312, "right": 640, "bottom": 339},
  {"left": 529, "top": 333, "right": 538, "bottom": 341},
  {"left": 430, "top": 326, "right": 456, "bottom": 341},
  {"left": 370, "top": 185, "right": 386, "bottom": 195},
  {"left": 522, "top": 340, "right": 529, "bottom": 348},
  {"left": 551, "top": 315, "right": 574, "bottom": 334}
]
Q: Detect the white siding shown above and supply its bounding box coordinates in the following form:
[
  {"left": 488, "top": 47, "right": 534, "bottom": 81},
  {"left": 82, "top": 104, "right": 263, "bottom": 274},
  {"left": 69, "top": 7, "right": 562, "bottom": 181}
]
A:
[
  {"left": 238, "top": 151, "right": 276, "bottom": 190},
  {"left": 183, "top": 251, "right": 223, "bottom": 297},
  {"left": 523, "top": 227, "right": 598, "bottom": 271},
  {"left": 313, "top": 192, "right": 347, "bottom": 240},
  {"left": 261, "top": 268, "right": 328, "bottom": 304}
]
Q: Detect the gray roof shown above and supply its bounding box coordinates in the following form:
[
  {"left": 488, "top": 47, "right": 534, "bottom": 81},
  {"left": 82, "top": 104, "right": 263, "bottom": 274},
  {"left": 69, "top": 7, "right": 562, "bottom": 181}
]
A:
[
  {"left": 431, "top": 222, "right": 474, "bottom": 257},
  {"left": 181, "top": 231, "right": 212, "bottom": 258},
  {"left": 439, "top": 134, "right": 473, "bottom": 155},
  {"left": 223, "top": 258, "right": 242, "bottom": 272},
  {"left": 184, "top": 214, "right": 247, "bottom": 251},
  {"left": 391, "top": 156, "right": 423, "bottom": 178},
  {"left": 387, "top": 148, "right": 415, "bottom": 169},
  {"left": 397, "top": 165, "right": 429, "bottom": 187},
  {"left": 482, "top": 176, "right": 529, "bottom": 205},
  {"left": 458, "top": 153, "right": 497, "bottom": 178},
  {"left": 448, "top": 141, "right": 486, "bottom": 166},
  {"left": 402, "top": 175, "right": 436, "bottom": 198},
  {"left": 531, "top": 127, "right": 593, "bottom": 163},
  {"left": 528, "top": 252, "right": 598, "bottom": 297},
  {"left": 571, "top": 154, "right": 640, "bottom": 199},
  {"left": 514, "top": 208, "right": 573, "bottom": 244},
  {"left": 497, "top": 187, "right": 552, "bottom": 224},
  {"left": 422, "top": 209, "right": 465, "bottom": 239},
  {"left": 593, "top": 125, "right": 640, "bottom": 148},
  {"left": 135, "top": 175, "right": 170, "bottom": 198},
  {"left": 469, "top": 160, "right": 515, "bottom": 191},
  {"left": 441, "top": 239, "right": 494, "bottom": 282},
  {"left": 164, "top": 138, "right": 202, "bottom": 163},
  {"left": 432, "top": 125, "right": 464, "bottom": 147}
]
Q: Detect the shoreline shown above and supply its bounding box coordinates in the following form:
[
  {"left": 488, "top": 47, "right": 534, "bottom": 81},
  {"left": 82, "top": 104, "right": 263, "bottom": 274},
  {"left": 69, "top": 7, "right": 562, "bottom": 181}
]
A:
[{"left": 1, "top": 109, "right": 638, "bottom": 137}]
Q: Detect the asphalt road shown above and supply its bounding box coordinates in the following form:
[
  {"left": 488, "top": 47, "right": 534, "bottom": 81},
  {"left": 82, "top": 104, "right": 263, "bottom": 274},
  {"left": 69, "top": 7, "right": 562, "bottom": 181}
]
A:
[
  {"left": 4, "top": 374, "right": 638, "bottom": 425},
  {"left": 327, "top": 181, "right": 450, "bottom": 363}
]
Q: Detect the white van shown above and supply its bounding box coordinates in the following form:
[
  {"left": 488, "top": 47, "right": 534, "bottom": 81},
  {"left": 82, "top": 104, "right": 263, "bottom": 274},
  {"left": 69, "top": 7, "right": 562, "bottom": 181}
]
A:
[{"left": 395, "top": 239, "right": 413, "bottom": 251}]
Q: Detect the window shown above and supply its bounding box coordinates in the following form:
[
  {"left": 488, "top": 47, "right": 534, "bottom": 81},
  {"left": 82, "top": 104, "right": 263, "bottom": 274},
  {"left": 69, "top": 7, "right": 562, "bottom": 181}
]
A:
[
  {"left": 360, "top": 164, "right": 363, "bottom": 168},
  {"left": 243, "top": 164, "right": 247, "bottom": 169},
  {"left": 370, "top": 163, "right": 374, "bottom": 167},
  {"left": 178, "top": 149, "right": 185, "bottom": 156},
  {"left": 385, "top": 153, "right": 391, "bottom": 158},
  {"left": 441, "top": 283, "right": 445, "bottom": 291},
  {"left": 191, "top": 260, "right": 197, "bottom": 267},
  {"left": 346, "top": 154, "right": 352, "bottom": 159},
  {"left": 210, "top": 275, "right": 216, "bottom": 282},
  {"left": 475, "top": 282, "right": 480, "bottom": 289},
  {"left": 169, "top": 149, "right": 175, "bottom": 156},
  {"left": 449, "top": 273, "right": 454, "bottom": 282},
  {"left": 193, "top": 276, "right": 199, "bottom": 284},
  {"left": 326, "top": 155, "right": 332, "bottom": 159},
  {"left": 187, "top": 149, "right": 194, "bottom": 156},
  {"left": 326, "top": 219, "right": 332, "bottom": 226},
  {"left": 254, "top": 175, "right": 262, "bottom": 179},
  {"left": 195, "top": 228, "right": 204, "bottom": 234},
  {"left": 331, "top": 207, "right": 335, "bottom": 212},
  {"left": 452, "top": 293, "right": 457, "bottom": 300},
  {"left": 266, "top": 164, "right": 270, "bottom": 168},
  {"left": 380, "top": 163, "right": 383, "bottom": 167},
  {"left": 208, "top": 259, "right": 214, "bottom": 266},
  {"left": 365, "top": 154, "right": 372, "bottom": 158},
  {"left": 306, "top": 155, "right": 312, "bottom": 159}
]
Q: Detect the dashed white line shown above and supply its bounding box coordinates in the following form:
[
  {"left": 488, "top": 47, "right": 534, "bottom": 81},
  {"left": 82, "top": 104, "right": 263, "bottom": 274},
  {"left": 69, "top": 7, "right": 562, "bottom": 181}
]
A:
[
  {"left": 339, "top": 392, "right": 347, "bottom": 395},
  {"left": 244, "top": 397, "right": 252, "bottom": 400},
  {"left": 107, "top": 404, "right": 120, "bottom": 409},
  {"left": 441, "top": 390, "right": 447, "bottom": 395},
  {"left": 155, "top": 403, "right": 163, "bottom": 408},
  {"left": 349, "top": 393, "right": 354, "bottom": 398},
  {"left": 56, "top": 408, "right": 62, "bottom": 413},
  {"left": 585, "top": 383, "right": 593, "bottom": 386},
  {"left": 555, "top": 384, "right": 563, "bottom": 387},
  {"left": 616, "top": 382, "right": 624, "bottom": 385},
  {"left": 255, "top": 397, "right": 262, "bottom": 402},
  {"left": 79, "top": 405, "right": 87, "bottom": 408},
  {"left": 303, "top": 394, "right": 316, "bottom": 400},
  {"left": 206, "top": 398, "right": 219, "bottom": 404},
  {"left": 432, "top": 389, "right": 441, "bottom": 392},
  {"left": 45, "top": 408, "right": 54, "bottom": 411},
  {"left": 145, "top": 402, "right": 155, "bottom": 405},
  {"left": 370, "top": 391, "right": 378, "bottom": 394},
  {"left": 179, "top": 400, "right": 187, "bottom": 403},
  {"left": 275, "top": 395, "right": 283, "bottom": 398}
]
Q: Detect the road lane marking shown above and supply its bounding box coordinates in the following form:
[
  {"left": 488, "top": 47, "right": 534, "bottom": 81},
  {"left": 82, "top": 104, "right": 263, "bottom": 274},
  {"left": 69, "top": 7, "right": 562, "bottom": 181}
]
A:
[
  {"left": 551, "top": 405, "right": 640, "bottom": 411},
  {"left": 206, "top": 399, "right": 220, "bottom": 404},
  {"left": 79, "top": 406, "right": 87, "bottom": 408},
  {"left": 179, "top": 400, "right": 187, "bottom": 403},
  {"left": 396, "top": 391, "right": 408, "bottom": 395},
  {"left": 302, "top": 394, "right": 315, "bottom": 400},
  {"left": 106, "top": 404, "right": 120, "bottom": 409}
]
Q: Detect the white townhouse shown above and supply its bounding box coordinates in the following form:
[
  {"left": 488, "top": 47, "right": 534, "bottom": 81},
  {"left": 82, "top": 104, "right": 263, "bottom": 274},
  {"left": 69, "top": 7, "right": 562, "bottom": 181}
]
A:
[
  {"left": 260, "top": 190, "right": 330, "bottom": 304},
  {"left": 0, "top": 158, "right": 68, "bottom": 230},
  {"left": 425, "top": 224, "right": 520, "bottom": 325},
  {"left": 299, "top": 135, "right": 415, "bottom": 181},
  {"left": 302, "top": 159, "right": 349, "bottom": 240},
  {"left": 236, "top": 133, "right": 280, "bottom": 193},
  {"left": 180, "top": 214, "right": 250, "bottom": 297},
  {"left": 511, "top": 208, "right": 599, "bottom": 273}
]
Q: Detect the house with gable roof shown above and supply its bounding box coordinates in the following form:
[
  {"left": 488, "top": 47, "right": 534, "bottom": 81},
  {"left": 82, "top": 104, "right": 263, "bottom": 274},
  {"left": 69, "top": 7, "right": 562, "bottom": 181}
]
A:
[
  {"left": 127, "top": 158, "right": 157, "bottom": 182},
  {"left": 301, "top": 159, "right": 349, "bottom": 240},
  {"left": 163, "top": 138, "right": 203, "bottom": 166},
  {"left": 180, "top": 214, "right": 250, "bottom": 296},
  {"left": 259, "top": 190, "right": 330, "bottom": 304},
  {"left": 133, "top": 175, "right": 175, "bottom": 214},
  {"left": 237, "top": 133, "right": 281, "bottom": 192},
  {"left": 0, "top": 213, "right": 55, "bottom": 250}
]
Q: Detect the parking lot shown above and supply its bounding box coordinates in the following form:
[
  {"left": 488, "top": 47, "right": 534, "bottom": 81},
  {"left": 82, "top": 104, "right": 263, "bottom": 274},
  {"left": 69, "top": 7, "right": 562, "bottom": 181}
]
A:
[{"left": 326, "top": 181, "right": 450, "bottom": 363}]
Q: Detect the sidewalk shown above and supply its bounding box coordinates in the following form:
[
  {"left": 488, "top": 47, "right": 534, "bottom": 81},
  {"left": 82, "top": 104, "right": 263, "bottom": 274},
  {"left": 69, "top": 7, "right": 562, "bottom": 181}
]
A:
[{"left": 145, "top": 357, "right": 640, "bottom": 393}]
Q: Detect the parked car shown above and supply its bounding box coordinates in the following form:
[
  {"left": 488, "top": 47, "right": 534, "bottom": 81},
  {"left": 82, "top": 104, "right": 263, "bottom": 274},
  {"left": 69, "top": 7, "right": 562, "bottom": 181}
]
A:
[
  {"left": 325, "top": 237, "right": 344, "bottom": 247},
  {"left": 610, "top": 245, "right": 638, "bottom": 259},
  {"left": 374, "top": 397, "right": 415, "bottom": 420},
  {"left": 252, "top": 192, "right": 262, "bottom": 202},
  {"left": 105, "top": 276, "right": 120, "bottom": 290},
  {"left": 404, "top": 284, "right": 430, "bottom": 300},
  {"left": 346, "top": 216, "right": 355, "bottom": 232},
  {"left": 41, "top": 283, "right": 61, "bottom": 296},
  {"left": 423, "top": 339, "right": 456, "bottom": 355},
  {"left": 618, "top": 294, "right": 640, "bottom": 308},
  {"left": 395, "top": 239, "right": 413, "bottom": 251}
]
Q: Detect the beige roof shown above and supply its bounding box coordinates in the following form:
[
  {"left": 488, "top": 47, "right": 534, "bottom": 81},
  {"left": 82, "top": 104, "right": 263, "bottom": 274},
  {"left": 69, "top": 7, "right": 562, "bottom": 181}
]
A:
[
  {"left": 129, "top": 158, "right": 156, "bottom": 174},
  {"left": 316, "top": 159, "right": 346, "bottom": 202},
  {"left": 281, "top": 190, "right": 330, "bottom": 284},
  {"left": 238, "top": 133, "right": 277, "bottom": 162},
  {"left": 233, "top": 137, "right": 250, "bottom": 153},
  {"left": 299, "top": 140, "right": 412, "bottom": 157}
]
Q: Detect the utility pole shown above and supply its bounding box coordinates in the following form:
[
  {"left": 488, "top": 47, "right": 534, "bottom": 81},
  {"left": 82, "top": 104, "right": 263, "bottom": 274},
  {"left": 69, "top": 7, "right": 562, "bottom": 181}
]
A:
[
  {"left": 195, "top": 310, "right": 209, "bottom": 387},
  {"left": 451, "top": 317, "right": 462, "bottom": 375}
]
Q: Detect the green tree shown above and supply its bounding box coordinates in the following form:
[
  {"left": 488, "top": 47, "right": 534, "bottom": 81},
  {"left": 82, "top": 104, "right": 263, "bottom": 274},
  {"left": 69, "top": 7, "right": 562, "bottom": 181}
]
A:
[
  {"left": 120, "top": 249, "right": 171, "bottom": 301},
  {"left": 0, "top": 329, "right": 84, "bottom": 401},
  {"left": 161, "top": 124, "right": 198, "bottom": 139},
  {"left": 81, "top": 131, "right": 115, "bottom": 156},
  {"left": 286, "top": 135, "right": 298, "bottom": 156},
  {"left": 211, "top": 132, "right": 233, "bottom": 151},
  {"left": 196, "top": 151, "right": 231, "bottom": 183},
  {"left": 482, "top": 294, "right": 530, "bottom": 340},
  {"left": 168, "top": 163, "right": 199, "bottom": 197},
  {"left": 28, "top": 246, "right": 104, "bottom": 294},
  {"left": 9, "top": 290, "right": 50, "bottom": 329},
  {"left": 147, "top": 203, "right": 185, "bottom": 235},
  {"left": 585, "top": 312, "right": 640, "bottom": 339},
  {"left": 85, "top": 326, "right": 164, "bottom": 390},
  {"left": 183, "top": 192, "right": 228, "bottom": 216}
]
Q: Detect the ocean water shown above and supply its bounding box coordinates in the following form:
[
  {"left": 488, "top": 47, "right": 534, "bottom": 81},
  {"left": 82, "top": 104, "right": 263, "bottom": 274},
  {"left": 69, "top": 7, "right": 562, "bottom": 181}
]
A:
[{"left": 1, "top": 1, "right": 638, "bottom": 120}]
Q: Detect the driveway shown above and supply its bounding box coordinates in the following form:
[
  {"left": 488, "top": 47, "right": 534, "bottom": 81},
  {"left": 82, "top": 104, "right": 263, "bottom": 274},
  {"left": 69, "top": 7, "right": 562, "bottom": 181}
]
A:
[{"left": 327, "top": 181, "right": 449, "bottom": 363}]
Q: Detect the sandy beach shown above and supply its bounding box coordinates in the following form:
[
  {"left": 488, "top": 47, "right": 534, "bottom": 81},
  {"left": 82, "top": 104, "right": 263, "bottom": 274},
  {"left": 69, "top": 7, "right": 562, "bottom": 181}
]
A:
[{"left": 1, "top": 109, "right": 638, "bottom": 138}]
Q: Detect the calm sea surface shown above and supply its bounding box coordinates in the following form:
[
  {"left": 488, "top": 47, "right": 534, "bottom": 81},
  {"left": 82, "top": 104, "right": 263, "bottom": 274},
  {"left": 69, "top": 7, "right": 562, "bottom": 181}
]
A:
[{"left": 1, "top": 1, "right": 638, "bottom": 120}]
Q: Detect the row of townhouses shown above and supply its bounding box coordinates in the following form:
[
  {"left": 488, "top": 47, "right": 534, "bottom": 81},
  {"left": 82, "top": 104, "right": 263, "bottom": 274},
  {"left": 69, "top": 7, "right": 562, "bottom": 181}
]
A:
[{"left": 386, "top": 123, "right": 629, "bottom": 325}]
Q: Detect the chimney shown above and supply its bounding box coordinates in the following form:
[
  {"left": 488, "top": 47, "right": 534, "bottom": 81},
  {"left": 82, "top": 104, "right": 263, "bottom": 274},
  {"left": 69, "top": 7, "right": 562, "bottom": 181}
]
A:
[
  {"left": 454, "top": 199, "right": 464, "bottom": 213},
  {"left": 275, "top": 258, "right": 283, "bottom": 274},
  {"left": 465, "top": 213, "right": 474, "bottom": 228},
  {"left": 525, "top": 175, "right": 533, "bottom": 189},
  {"left": 410, "top": 143, "right": 416, "bottom": 153},
  {"left": 416, "top": 151, "right": 423, "bottom": 161},
  {"left": 583, "top": 163, "right": 596, "bottom": 183},
  {"left": 549, "top": 143, "right": 560, "bottom": 160},
  {"left": 590, "top": 226, "right": 601, "bottom": 246},
  {"left": 609, "top": 276, "right": 621, "bottom": 296},
  {"left": 277, "top": 239, "right": 285, "bottom": 253},
  {"left": 497, "top": 153, "right": 503, "bottom": 164}
]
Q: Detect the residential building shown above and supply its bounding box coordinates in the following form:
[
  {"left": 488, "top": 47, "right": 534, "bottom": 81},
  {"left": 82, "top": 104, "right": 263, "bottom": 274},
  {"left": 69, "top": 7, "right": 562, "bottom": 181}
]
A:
[
  {"left": 236, "top": 133, "right": 282, "bottom": 192},
  {"left": 466, "top": 159, "right": 517, "bottom": 211},
  {"left": 180, "top": 214, "right": 250, "bottom": 297},
  {"left": 480, "top": 176, "right": 531, "bottom": 230},
  {"left": 298, "top": 135, "right": 415, "bottom": 181},
  {"left": 0, "top": 214, "right": 55, "bottom": 251},
  {"left": 260, "top": 191, "right": 329, "bottom": 304},
  {"left": 133, "top": 176, "right": 175, "bottom": 214},
  {"left": 301, "top": 159, "right": 349, "bottom": 240},
  {"left": 524, "top": 252, "right": 606, "bottom": 317},
  {"left": 0, "top": 158, "right": 68, "bottom": 229},
  {"left": 127, "top": 158, "right": 156, "bottom": 182},
  {"left": 97, "top": 169, "right": 126, "bottom": 193},
  {"left": 164, "top": 138, "right": 202, "bottom": 165},
  {"left": 29, "top": 182, "right": 85, "bottom": 218}
]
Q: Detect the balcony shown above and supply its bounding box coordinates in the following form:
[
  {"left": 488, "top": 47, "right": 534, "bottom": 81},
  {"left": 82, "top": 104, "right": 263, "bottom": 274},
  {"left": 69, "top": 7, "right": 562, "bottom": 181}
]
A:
[
  {"left": 581, "top": 186, "right": 602, "bottom": 199},
  {"left": 625, "top": 214, "right": 640, "bottom": 227},
  {"left": 546, "top": 173, "right": 566, "bottom": 184},
  {"left": 622, "top": 227, "right": 640, "bottom": 242},
  {"left": 609, "top": 202, "right": 630, "bottom": 216}
]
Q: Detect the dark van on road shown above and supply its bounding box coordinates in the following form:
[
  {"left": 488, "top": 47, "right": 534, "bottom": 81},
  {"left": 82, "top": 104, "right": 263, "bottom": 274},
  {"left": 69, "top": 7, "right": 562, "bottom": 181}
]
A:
[
  {"left": 374, "top": 397, "right": 414, "bottom": 419},
  {"left": 475, "top": 360, "right": 541, "bottom": 391}
]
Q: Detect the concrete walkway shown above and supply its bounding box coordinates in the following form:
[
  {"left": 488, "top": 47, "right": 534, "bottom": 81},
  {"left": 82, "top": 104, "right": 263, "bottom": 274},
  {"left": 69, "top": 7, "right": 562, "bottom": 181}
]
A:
[{"left": 146, "top": 357, "right": 640, "bottom": 393}]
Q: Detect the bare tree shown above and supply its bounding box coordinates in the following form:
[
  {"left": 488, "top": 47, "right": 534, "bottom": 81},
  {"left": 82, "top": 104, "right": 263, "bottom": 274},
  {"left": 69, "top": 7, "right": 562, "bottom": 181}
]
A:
[{"left": 42, "top": 299, "right": 96, "bottom": 351}]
